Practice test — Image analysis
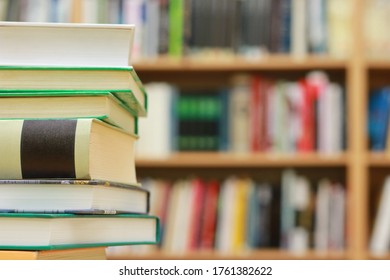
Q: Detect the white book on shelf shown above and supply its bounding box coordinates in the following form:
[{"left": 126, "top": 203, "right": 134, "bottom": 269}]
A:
[
  {"left": 229, "top": 75, "right": 251, "bottom": 153},
  {"left": 370, "top": 176, "right": 390, "bottom": 256},
  {"left": 291, "top": 0, "right": 308, "bottom": 58},
  {"left": 136, "top": 83, "right": 175, "bottom": 158},
  {"left": 81, "top": 0, "right": 98, "bottom": 23},
  {"left": 0, "top": 21, "right": 134, "bottom": 67},
  {"left": 21, "top": 0, "right": 51, "bottom": 22},
  {"left": 329, "top": 182, "right": 345, "bottom": 250},
  {"left": 215, "top": 177, "right": 236, "bottom": 253},
  {"left": 314, "top": 179, "right": 331, "bottom": 251}
]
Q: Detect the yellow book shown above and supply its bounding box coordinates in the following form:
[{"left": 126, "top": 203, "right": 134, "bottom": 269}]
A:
[
  {"left": 0, "top": 247, "right": 107, "bottom": 260},
  {"left": 231, "top": 178, "right": 251, "bottom": 252}
]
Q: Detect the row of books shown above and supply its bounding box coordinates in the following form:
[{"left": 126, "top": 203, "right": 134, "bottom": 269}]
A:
[
  {"left": 0, "top": 22, "right": 158, "bottom": 259},
  {"left": 0, "top": 0, "right": 353, "bottom": 60},
  {"left": 114, "top": 170, "right": 346, "bottom": 255},
  {"left": 137, "top": 71, "right": 345, "bottom": 157}
]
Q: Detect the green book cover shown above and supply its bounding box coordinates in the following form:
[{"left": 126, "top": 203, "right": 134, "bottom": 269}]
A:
[
  {"left": 169, "top": 0, "right": 184, "bottom": 57},
  {"left": 0, "top": 213, "right": 160, "bottom": 250},
  {"left": 0, "top": 66, "right": 148, "bottom": 117}
]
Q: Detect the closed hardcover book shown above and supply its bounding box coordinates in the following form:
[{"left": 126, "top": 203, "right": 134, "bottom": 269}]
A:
[
  {"left": 0, "top": 21, "right": 134, "bottom": 67},
  {"left": 0, "top": 118, "right": 138, "bottom": 185},
  {"left": 0, "top": 179, "right": 149, "bottom": 214},
  {"left": 0, "top": 213, "right": 159, "bottom": 250},
  {"left": 0, "top": 66, "right": 147, "bottom": 116},
  {"left": 0, "top": 90, "right": 138, "bottom": 134}
]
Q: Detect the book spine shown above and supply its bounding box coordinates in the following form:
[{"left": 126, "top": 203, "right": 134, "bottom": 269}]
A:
[
  {"left": 169, "top": 0, "right": 184, "bottom": 57},
  {"left": 0, "top": 119, "right": 91, "bottom": 179}
]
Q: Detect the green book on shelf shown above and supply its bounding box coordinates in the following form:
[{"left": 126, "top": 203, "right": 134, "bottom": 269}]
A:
[
  {"left": 0, "top": 118, "right": 138, "bottom": 185},
  {"left": 0, "top": 213, "right": 159, "bottom": 250},
  {"left": 0, "top": 66, "right": 147, "bottom": 117}
]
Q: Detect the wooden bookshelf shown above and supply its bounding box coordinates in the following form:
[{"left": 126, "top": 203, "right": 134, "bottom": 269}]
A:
[{"left": 133, "top": 0, "right": 372, "bottom": 261}]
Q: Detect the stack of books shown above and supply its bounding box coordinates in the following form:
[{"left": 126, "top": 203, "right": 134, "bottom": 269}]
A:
[{"left": 0, "top": 22, "right": 158, "bottom": 260}]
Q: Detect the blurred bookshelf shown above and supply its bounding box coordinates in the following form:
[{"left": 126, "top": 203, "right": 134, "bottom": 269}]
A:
[{"left": 3, "top": 0, "right": 390, "bottom": 260}]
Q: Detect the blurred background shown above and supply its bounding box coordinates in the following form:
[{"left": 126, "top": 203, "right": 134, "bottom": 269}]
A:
[{"left": 2, "top": 0, "right": 390, "bottom": 260}]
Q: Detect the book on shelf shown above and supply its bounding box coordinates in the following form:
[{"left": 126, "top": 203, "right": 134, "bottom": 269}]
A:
[
  {"left": 0, "top": 21, "right": 135, "bottom": 67},
  {"left": 0, "top": 118, "right": 138, "bottom": 185},
  {"left": 368, "top": 87, "right": 390, "bottom": 151},
  {"left": 0, "top": 65, "right": 147, "bottom": 116},
  {"left": 0, "top": 179, "right": 149, "bottom": 214},
  {"left": 0, "top": 213, "right": 159, "bottom": 250},
  {"left": 0, "top": 247, "right": 107, "bottom": 260},
  {"left": 370, "top": 176, "right": 390, "bottom": 256},
  {"left": 0, "top": 90, "right": 138, "bottom": 135}
]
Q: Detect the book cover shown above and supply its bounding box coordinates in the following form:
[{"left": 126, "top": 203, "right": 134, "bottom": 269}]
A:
[
  {"left": 0, "top": 65, "right": 147, "bottom": 117},
  {"left": 0, "top": 179, "right": 149, "bottom": 214},
  {"left": 0, "top": 91, "right": 138, "bottom": 135},
  {"left": 0, "top": 213, "right": 160, "bottom": 250},
  {"left": 0, "top": 21, "right": 135, "bottom": 67},
  {"left": 0, "top": 118, "right": 138, "bottom": 184}
]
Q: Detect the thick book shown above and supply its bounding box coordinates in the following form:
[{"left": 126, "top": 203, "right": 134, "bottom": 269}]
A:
[
  {"left": 0, "top": 213, "right": 159, "bottom": 250},
  {"left": 0, "top": 179, "right": 149, "bottom": 214},
  {"left": 0, "top": 118, "right": 138, "bottom": 184},
  {"left": 0, "top": 66, "right": 147, "bottom": 116},
  {"left": 0, "top": 247, "right": 107, "bottom": 260},
  {"left": 0, "top": 21, "right": 134, "bottom": 67},
  {"left": 0, "top": 91, "right": 137, "bottom": 134}
]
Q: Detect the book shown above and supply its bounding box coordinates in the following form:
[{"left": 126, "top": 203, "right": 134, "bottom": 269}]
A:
[
  {"left": 370, "top": 176, "right": 390, "bottom": 256},
  {"left": 0, "top": 247, "right": 107, "bottom": 260},
  {"left": 136, "top": 83, "right": 176, "bottom": 158},
  {"left": 0, "top": 179, "right": 148, "bottom": 214},
  {"left": 0, "top": 213, "right": 159, "bottom": 250},
  {"left": 0, "top": 118, "right": 138, "bottom": 185},
  {"left": 0, "top": 91, "right": 138, "bottom": 134},
  {"left": 368, "top": 88, "right": 390, "bottom": 151},
  {"left": 0, "top": 66, "right": 147, "bottom": 116},
  {"left": 0, "top": 21, "right": 134, "bottom": 67}
]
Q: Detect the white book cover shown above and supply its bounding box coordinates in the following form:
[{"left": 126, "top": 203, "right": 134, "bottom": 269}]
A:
[
  {"left": 215, "top": 177, "right": 237, "bottom": 253},
  {"left": 314, "top": 179, "right": 331, "bottom": 251},
  {"left": 370, "top": 176, "right": 390, "bottom": 256},
  {"left": 0, "top": 21, "right": 135, "bottom": 67},
  {"left": 229, "top": 76, "right": 251, "bottom": 153},
  {"left": 136, "top": 83, "right": 175, "bottom": 158},
  {"left": 291, "top": 0, "right": 307, "bottom": 58}
]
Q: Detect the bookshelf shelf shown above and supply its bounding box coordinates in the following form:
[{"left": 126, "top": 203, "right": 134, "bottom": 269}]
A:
[
  {"left": 367, "top": 60, "right": 390, "bottom": 70},
  {"left": 136, "top": 153, "right": 349, "bottom": 168},
  {"left": 108, "top": 249, "right": 348, "bottom": 260},
  {"left": 134, "top": 56, "right": 347, "bottom": 72},
  {"left": 368, "top": 153, "right": 390, "bottom": 166}
]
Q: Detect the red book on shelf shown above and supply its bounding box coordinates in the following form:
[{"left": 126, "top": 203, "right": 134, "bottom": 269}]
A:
[
  {"left": 199, "top": 180, "right": 220, "bottom": 249},
  {"left": 297, "top": 79, "right": 317, "bottom": 152},
  {"left": 187, "top": 178, "right": 207, "bottom": 250}
]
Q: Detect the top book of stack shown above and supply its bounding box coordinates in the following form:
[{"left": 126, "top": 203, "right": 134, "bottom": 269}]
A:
[{"left": 0, "top": 21, "right": 135, "bottom": 67}]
